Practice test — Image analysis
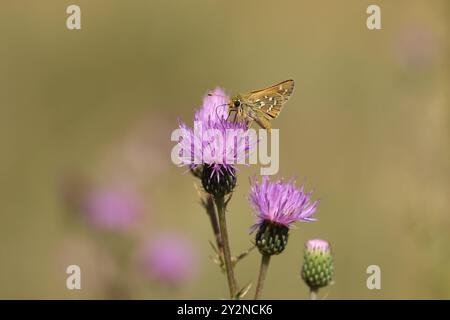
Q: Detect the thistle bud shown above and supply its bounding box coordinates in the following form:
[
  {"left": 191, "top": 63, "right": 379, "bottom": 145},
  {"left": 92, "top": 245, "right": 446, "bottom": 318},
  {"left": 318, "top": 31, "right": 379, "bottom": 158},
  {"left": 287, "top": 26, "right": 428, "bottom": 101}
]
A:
[
  {"left": 301, "top": 239, "right": 334, "bottom": 291},
  {"left": 255, "top": 220, "right": 290, "bottom": 256},
  {"left": 201, "top": 164, "right": 236, "bottom": 198}
]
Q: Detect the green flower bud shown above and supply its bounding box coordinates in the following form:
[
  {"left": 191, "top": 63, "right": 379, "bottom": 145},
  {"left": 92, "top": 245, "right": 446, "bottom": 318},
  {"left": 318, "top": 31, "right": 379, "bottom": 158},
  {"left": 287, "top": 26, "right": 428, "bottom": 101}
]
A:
[{"left": 301, "top": 239, "right": 334, "bottom": 291}]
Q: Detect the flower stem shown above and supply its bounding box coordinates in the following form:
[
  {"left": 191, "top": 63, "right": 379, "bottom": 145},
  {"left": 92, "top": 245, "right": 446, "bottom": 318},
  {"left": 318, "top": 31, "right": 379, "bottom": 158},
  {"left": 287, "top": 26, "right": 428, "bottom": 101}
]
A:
[
  {"left": 215, "top": 195, "right": 237, "bottom": 298},
  {"left": 310, "top": 288, "right": 318, "bottom": 300},
  {"left": 254, "top": 254, "right": 271, "bottom": 300},
  {"left": 205, "top": 195, "right": 223, "bottom": 256}
]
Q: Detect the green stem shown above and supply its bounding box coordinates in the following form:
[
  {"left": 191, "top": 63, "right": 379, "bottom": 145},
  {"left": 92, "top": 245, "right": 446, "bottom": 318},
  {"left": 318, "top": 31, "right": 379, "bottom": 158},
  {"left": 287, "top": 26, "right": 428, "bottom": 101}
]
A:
[
  {"left": 215, "top": 195, "right": 237, "bottom": 298},
  {"left": 205, "top": 195, "right": 223, "bottom": 256},
  {"left": 254, "top": 254, "right": 271, "bottom": 300},
  {"left": 310, "top": 288, "right": 318, "bottom": 300}
]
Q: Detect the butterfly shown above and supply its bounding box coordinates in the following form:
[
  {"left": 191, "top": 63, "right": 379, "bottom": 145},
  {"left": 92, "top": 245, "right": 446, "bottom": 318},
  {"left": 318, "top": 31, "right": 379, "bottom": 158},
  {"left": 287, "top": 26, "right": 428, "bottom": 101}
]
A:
[{"left": 227, "top": 79, "right": 295, "bottom": 131}]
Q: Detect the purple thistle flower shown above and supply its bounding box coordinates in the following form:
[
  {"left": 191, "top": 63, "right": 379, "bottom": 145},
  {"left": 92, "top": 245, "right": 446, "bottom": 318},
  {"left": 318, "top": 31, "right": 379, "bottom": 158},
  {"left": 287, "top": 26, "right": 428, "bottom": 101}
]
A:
[
  {"left": 176, "top": 87, "right": 256, "bottom": 196},
  {"left": 249, "top": 176, "right": 319, "bottom": 231},
  {"left": 194, "top": 87, "right": 229, "bottom": 125},
  {"left": 177, "top": 87, "right": 254, "bottom": 169},
  {"left": 138, "top": 233, "right": 198, "bottom": 286}
]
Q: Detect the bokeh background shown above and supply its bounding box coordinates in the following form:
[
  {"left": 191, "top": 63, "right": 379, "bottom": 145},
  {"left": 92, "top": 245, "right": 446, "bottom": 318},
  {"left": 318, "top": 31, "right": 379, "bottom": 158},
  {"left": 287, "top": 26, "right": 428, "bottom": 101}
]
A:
[{"left": 1, "top": 0, "right": 449, "bottom": 299}]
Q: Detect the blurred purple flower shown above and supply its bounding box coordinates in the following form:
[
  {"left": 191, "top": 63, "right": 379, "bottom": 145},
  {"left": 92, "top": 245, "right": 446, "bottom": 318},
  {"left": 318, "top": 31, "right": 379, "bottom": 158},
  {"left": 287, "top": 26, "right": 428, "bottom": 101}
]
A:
[
  {"left": 176, "top": 87, "right": 255, "bottom": 181},
  {"left": 395, "top": 24, "right": 438, "bottom": 68},
  {"left": 84, "top": 187, "right": 141, "bottom": 232},
  {"left": 248, "top": 176, "right": 319, "bottom": 231},
  {"left": 138, "top": 233, "right": 198, "bottom": 286}
]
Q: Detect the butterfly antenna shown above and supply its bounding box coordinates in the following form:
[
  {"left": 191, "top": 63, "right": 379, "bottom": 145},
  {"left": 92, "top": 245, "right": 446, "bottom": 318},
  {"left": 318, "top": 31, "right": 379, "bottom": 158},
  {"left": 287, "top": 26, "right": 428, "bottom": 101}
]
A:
[
  {"left": 208, "top": 93, "right": 228, "bottom": 98},
  {"left": 207, "top": 92, "right": 230, "bottom": 121}
]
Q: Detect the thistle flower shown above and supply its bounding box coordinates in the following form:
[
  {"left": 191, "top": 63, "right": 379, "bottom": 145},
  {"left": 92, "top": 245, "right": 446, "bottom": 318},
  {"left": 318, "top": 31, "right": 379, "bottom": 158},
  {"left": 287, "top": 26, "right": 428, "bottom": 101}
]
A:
[
  {"left": 177, "top": 87, "right": 256, "bottom": 197},
  {"left": 248, "top": 176, "right": 319, "bottom": 255},
  {"left": 138, "top": 233, "right": 198, "bottom": 286},
  {"left": 301, "top": 239, "right": 334, "bottom": 294}
]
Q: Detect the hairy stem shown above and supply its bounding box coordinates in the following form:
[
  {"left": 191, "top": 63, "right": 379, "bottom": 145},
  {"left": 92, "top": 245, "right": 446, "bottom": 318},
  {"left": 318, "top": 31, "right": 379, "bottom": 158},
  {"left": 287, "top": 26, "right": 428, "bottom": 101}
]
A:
[
  {"left": 215, "top": 195, "right": 238, "bottom": 298},
  {"left": 254, "top": 254, "right": 271, "bottom": 300}
]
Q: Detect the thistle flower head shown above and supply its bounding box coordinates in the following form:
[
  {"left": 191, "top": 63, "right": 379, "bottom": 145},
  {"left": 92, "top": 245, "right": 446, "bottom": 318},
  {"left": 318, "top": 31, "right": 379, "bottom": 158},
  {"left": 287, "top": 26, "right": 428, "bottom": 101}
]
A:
[
  {"left": 301, "top": 239, "right": 334, "bottom": 291},
  {"left": 248, "top": 176, "right": 319, "bottom": 231},
  {"left": 249, "top": 176, "right": 319, "bottom": 255},
  {"left": 176, "top": 87, "right": 256, "bottom": 196}
]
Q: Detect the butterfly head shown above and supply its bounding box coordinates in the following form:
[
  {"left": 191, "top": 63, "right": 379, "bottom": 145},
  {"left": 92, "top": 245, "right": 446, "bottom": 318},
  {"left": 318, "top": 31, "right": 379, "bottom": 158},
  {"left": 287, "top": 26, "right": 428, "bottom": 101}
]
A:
[{"left": 229, "top": 95, "right": 243, "bottom": 112}]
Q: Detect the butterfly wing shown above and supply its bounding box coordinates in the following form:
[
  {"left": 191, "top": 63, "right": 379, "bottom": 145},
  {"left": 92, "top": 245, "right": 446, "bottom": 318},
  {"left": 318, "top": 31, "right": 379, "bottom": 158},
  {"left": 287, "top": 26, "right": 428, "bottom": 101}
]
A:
[
  {"left": 253, "top": 115, "right": 272, "bottom": 132},
  {"left": 245, "top": 79, "right": 295, "bottom": 119}
]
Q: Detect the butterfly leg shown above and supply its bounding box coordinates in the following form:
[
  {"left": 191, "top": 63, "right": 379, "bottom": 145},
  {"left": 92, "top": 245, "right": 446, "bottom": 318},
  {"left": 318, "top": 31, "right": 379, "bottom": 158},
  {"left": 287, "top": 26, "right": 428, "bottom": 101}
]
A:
[
  {"left": 226, "top": 111, "right": 232, "bottom": 121},
  {"left": 232, "top": 110, "right": 238, "bottom": 123}
]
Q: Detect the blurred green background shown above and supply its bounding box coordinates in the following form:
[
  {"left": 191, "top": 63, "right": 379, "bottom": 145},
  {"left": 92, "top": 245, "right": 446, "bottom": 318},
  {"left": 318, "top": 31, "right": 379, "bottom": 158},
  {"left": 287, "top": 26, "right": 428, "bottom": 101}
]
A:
[{"left": 1, "top": 0, "right": 449, "bottom": 299}]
